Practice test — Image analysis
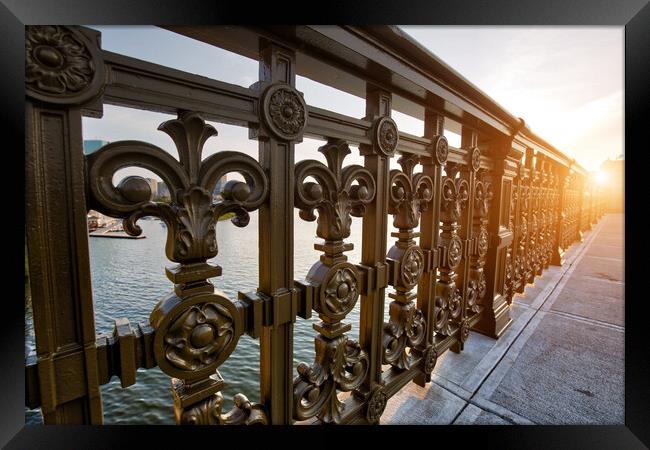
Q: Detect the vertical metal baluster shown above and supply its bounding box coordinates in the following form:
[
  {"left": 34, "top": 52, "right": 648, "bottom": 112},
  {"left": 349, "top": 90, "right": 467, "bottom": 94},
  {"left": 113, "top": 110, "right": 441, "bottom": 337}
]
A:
[
  {"left": 25, "top": 25, "right": 105, "bottom": 424},
  {"left": 474, "top": 140, "right": 519, "bottom": 338},
  {"left": 358, "top": 86, "right": 394, "bottom": 423},
  {"left": 451, "top": 128, "right": 478, "bottom": 352},
  {"left": 552, "top": 160, "right": 569, "bottom": 266},
  {"left": 256, "top": 40, "right": 300, "bottom": 424},
  {"left": 414, "top": 110, "right": 446, "bottom": 386}
]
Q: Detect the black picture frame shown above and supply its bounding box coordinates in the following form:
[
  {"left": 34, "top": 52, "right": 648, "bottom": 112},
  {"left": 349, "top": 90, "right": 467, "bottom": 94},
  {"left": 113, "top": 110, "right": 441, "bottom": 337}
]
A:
[{"left": 5, "top": 0, "right": 648, "bottom": 447}]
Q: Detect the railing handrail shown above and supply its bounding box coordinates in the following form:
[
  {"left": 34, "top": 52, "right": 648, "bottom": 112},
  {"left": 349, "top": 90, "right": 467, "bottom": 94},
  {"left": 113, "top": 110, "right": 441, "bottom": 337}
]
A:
[
  {"left": 24, "top": 25, "right": 605, "bottom": 426},
  {"left": 362, "top": 26, "right": 587, "bottom": 174},
  {"left": 165, "top": 25, "right": 586, "bottom": 175}
]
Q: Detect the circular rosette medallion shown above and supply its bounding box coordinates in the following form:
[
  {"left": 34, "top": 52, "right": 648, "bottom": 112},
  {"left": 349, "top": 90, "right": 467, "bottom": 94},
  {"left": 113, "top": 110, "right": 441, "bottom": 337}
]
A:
[
  {"left": 459, "top": 318, "right": 471, "bottom": 343},
  {"left": 373, "top": 116, "right": 399, "bottom": 157},
  {"left": 366, "top": 385, "right": 388, "bottom": 424},
  {"left": 447, "top": 235, "right": 463, "bottom": 269},
  {"left": 261, "top": 83, "right": 307, "bottom": 141},
  {"left": 431, "top": 135, "right": 449, "bottom": 165},
  {"left": 26, "top": 26, "right": 105, "bottom": 105},
  {"left": 151, "top": 290, "right": 242, "bottom": 381},
  {"left": 400, "top": 246, "right": 424, "bottom": 289},
  {"left": 470, "top": 147, "right": 481, "bottom": 172},
  {"left": 318, "top": 262, "right": 360, "bottom": 321},
  {"left": 423, "top": 345, "right": 438, "bottom": 375}
]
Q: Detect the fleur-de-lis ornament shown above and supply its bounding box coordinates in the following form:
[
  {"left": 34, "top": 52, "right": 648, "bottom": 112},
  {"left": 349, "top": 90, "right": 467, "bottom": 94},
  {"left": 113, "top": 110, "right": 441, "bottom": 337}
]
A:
[
  {"left": 384, "top": 153, "right": 433, "bottom": 370},
  {"left": 434, "top": 163, "right": 469, "bottom": 338},
  {"left": 467, "top": 176, "right": 492, "bottom": 314},
  {"left": 87, "top": 112, "right": 268, "bottom": 265},
  {"left": 85, "top": 111, "right": 269, "bottom": 425},
  {"left": 293, "top": 139, "right": 375, "bottom": 424}
]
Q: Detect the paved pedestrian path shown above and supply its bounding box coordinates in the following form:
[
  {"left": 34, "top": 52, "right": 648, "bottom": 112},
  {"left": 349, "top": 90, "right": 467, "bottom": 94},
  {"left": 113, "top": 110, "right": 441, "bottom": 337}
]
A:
[{"left": 383, "top": 214, "right": 624, "bottom": 425}]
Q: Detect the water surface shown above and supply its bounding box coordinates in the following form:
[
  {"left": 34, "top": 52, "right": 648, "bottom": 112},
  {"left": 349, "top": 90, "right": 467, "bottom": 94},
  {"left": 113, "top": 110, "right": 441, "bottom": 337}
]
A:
[{"left": 25, "top": 211, "right": 401, "bottom": 424}]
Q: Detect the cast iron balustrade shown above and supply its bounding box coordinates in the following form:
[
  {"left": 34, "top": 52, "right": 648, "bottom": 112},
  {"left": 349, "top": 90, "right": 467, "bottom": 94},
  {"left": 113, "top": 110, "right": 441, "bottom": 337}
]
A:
[{"left": 24, "top": 25, "right": 606, "bottom": 425}]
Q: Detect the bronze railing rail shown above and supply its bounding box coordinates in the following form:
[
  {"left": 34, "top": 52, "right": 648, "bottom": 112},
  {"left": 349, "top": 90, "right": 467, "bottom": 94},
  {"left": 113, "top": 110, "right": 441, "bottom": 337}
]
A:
[{"left": 24, "top": 25, "right": 605, "bottom": 425}]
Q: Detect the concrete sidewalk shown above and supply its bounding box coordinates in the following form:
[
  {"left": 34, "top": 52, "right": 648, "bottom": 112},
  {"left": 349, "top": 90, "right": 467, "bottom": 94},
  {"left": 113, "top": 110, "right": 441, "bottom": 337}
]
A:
[{"left": 383, "top": 213, "right": 624, "bottom": 425}]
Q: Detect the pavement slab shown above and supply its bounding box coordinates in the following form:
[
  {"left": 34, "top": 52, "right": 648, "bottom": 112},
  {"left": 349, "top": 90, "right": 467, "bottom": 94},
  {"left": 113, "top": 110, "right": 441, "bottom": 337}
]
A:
[
  {"left": 382, "top": 214, "right": 624, "bottom": 425},
  {"left": 453, "top": 403, "right": 511, "bottom": 425},
  {"left": 475, "top": 312, "right": 624, "bottom": 424},
  {"left": 550, "top": 284, "right": 624, "bottom": 326},
  {"left": 382, "top": 381, "right": 466, "bottom": 425}
]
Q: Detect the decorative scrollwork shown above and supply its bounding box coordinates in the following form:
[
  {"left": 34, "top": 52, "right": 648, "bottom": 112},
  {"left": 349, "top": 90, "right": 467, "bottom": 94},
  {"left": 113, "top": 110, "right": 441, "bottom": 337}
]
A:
[
  {"left": 261, "top": 83, "right": 307, "bottom": 141},
  {"left": 179, "top": 393, "right": 222, "bottom": 425},
  {"left": 373, "top": 116, "right": 399, "bottom": 157},
  {"left": 384, "top": 153, "right": 431, "bottom": 370},
  {"left": 85, "top": 111, "right": 268, "bottom": 426},
  {"left": 26, "top": 25, "right": 105, "bottom": 105},
  {"left": 504, "top": 249, "right": 514, "bottom": 303},
  {"left": 474, "top": 180, "right": 493, "bottom": 219},
  {"left": 477, "top": 271, "right": 487, "bottom": 299},
  {"left": 435, "top": 164, "right": 470, "bottom": 339},
  {"left": 293, "top": 335, "right": 369, "bottom": 424},
  {"left": 434, "top": 283, "right": 463, "bottom": 336},
  {"left": 178, "top": 391, "right": 268, "bottom": 425},
  {"left": 477, "top": 228, "right": 489, "bottom": 257},
  {"left": 295, "top": 139, "right": 376, "bottom": 241},
  {"left": 366, "top": 385, "right": 388, "bottom": 424},
  {"left": 466, "top": 279, "right": 479, "bottom": 313},
  {"left": 467, "top": 176, "right": 492, "bottom": 316},
  {"left": 293, "top": 138, "right": 373, "bottom": 423},
  {"left": 86, "top": 112, "right": 269, "bottom": 263},
  {"left": 467, "top": 271, "right": 487, "bottom": 314},
  {"left": 441, "top": 176, "right": 469, "bottom": 222},
  {"left": 383, "top": 302, "right": 426, "bottom": 369},
  {"left": 388, "top": 154, "right": 434, "bottom": 230}
]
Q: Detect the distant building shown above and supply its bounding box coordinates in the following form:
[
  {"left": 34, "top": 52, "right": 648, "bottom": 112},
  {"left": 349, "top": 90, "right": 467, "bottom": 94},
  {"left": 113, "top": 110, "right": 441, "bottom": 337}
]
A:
[
  {"left": 83, "top": 139, "right": 109, "bottom": 155},
  {"left": 157, "top": 181, "right": 170, "bottom": 199},
  {"left": 147, "top": 177, "right": 226, "bottom": 202},
  {"left": 599, "top": 157, "right": 624, "bottom": 213},
  {"left": 143, "top": 178, "right": 158, "bottom": 198},
  {"left": 213, "top": 175, "right": 227, "bottom": 201},
  {"left": 87, "top": 210, "right": 113, "bottom": 231},
  {"left": 87, "top": 213, "right": 100, "bottom": 232}
]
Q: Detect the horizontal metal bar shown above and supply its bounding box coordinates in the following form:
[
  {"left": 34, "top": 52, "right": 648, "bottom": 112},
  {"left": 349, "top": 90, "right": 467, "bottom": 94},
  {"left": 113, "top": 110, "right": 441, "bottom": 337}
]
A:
[
  {"left": 382, "top": 358, "right": 424, "bottom": 398},
  {"left": 396, "top": 131, "right": 431, "bottom": 157},
  {"left": 304, "top": 105, "right": 372, "bottom": 145},
  {"left": 25, "top": 318, "right": 156, "bottom": 409},
  {"left": 163, "top": 26, "right": 585, "bottom": 174},
  {"left": 102, "top": 50, "right": 259, "bottom": 127}
]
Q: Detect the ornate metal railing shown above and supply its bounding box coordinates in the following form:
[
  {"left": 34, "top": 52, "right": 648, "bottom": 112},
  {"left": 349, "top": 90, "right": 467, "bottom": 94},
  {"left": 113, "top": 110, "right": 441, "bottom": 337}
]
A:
[{"left": 24, "top": 25, "right": 605, "bottom": 425}]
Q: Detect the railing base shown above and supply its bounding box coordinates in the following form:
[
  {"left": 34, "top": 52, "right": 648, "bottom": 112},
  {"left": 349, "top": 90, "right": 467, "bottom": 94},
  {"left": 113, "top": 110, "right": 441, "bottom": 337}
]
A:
[
  {"left": 551, "top": 247, "right": 565, "bottom": 266},
  {"left": 472, "top": 294, "right": 512, "bottom": 339}
]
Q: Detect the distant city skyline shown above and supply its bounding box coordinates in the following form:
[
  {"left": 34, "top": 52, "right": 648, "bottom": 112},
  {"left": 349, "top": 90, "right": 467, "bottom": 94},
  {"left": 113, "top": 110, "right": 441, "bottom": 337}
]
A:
[{"left": 82, "top": 26, "right": 623, "bottom": 181}]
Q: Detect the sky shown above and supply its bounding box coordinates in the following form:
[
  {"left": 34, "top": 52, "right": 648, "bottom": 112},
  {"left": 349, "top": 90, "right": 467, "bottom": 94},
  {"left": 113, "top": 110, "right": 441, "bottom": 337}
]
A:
[{"left": 83, "top": 26, "right": 623, "bottom": 183}]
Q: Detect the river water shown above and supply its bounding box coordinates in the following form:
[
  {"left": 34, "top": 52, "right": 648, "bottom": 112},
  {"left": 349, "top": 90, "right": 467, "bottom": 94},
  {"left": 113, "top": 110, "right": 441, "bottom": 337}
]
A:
[{"left": 25, "top": 211, "right": 404, "bottom": 424}]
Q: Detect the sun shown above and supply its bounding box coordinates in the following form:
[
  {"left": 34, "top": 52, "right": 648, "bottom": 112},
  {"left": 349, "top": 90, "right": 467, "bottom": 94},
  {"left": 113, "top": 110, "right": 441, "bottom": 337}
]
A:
[{"left": 593, "top": 170, "right": 608, "bottom": 186}]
